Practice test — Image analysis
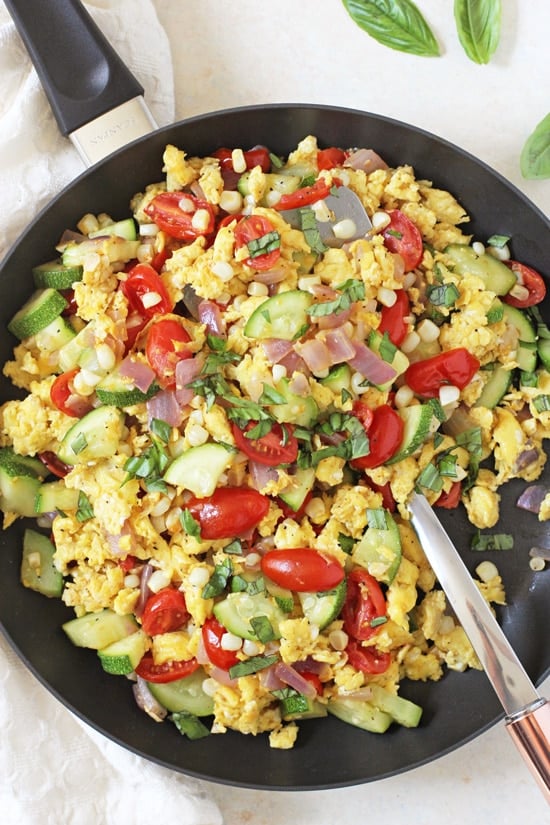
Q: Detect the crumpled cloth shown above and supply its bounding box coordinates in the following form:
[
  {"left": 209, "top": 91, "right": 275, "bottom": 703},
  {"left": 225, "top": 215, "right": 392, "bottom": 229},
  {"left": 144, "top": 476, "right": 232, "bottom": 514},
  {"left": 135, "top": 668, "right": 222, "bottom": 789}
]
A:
[{"left": 0, "top": 2, "right": 222, "bottom": 822}]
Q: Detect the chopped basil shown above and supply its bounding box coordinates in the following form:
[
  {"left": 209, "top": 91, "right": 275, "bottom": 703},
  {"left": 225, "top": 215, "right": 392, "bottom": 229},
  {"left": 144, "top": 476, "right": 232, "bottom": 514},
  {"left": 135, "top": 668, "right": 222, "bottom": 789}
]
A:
[
  {"left": 273, "top": 688, "right": 310, "bottom": 715},
  {"left": 75, "top": 491, "right": 94, "bottom": 522},
  {"left": 456, "top": 427, "right": 482, "bottom": 460},
  {"left": 299, "top": 207, "right": 328, "bottom": 255},
  {"left": 308, "top": 278, "right": 365, "bottom": 318},
  {"left": 416, "top": 463, "right": 444, "bottom": 492},
  {"left": 487, "top": 234, "right": 511, "bottom": 248},
  {"left": 206, "top": 334, "right": 228, "bottom": 352},
  {"left": 471, "top": 532, "right": 514, "bottom": 551},
  {"left": 338, "top": 532, "right": 356, "bottom": 554},
  {"left": 437, "top": 452, "right": 458, "bottom": 478},
  {"left": 367, "top": 508, "right": 388, "bottom": 530},
  {"left": 249, "top": 615, "right": 276, "bottom": 643},
  {"left": 533, "top": 395, "right": 550, "bottom": 413},
  {"left": 70, "top": 432, "right": 88, "bottom": 455},
  {"left": 150, "top": 417, "right": 171, "bottom": 443},
  {"left": 229, "top": 654, "right": 279, "bottom": 679},
  {"left": 123, "top": 439, "right": 170, "bottom": 491},
  {"left": 258, "top": 384, "right": 287, "bottom": 405},
  {"left": 180, "top": 509, "right": 202, "bottom": 540},
  {"left": 269, "top": 152, "right": 283, "bottom": 169},
  {"left": 378, "top": 332, "right": 397, "bottom": 363},
  {"left": 202, "top": 558, "right": 232, "bottom": 599},
  {"left": 370, "top": 615, "right": 388, "bottom": 628},
  {"left": 224, "top": 538, "right": 243, "bottom": 555},
  {"left": 520, "top": 112, "right": 550, "bottom": 180},
  {"left": 486, "top": 300, "right": 504, "bottom": 324},
  {"left": 170, "top": 712, "right": 210, "bottom": 740},
  {"left": 245, "top": 419, "right": 274, "bottom": 440},
  {"left": 341, "top": 388, "right": 353, "bottom": 404},
  {"left": 427, "top": 282, "right": 460, "bottom": 307},
  {"left": 247, "top": 231, "right": 281, "bottom": 259}
]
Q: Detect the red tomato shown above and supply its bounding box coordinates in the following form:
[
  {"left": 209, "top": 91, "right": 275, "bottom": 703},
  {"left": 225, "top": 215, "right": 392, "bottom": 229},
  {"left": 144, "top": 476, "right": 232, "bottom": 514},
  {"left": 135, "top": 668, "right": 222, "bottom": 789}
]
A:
[
  {"left": 352, "top": 400, "right": 374, "bottom": 432},
  {"left": 382, "top": 210, "right": 423, "bottom": 271},
  {"left": 150, "top": 247, "right": 172, "bottom": 273},
  {"left": 140, "top": 587, "right": 190, "bottom": 636},
  {"left": 352, "top": 404, "right": 404, "bottom": 469},
  {"left": 342, "top": 568, "right": 387, "bottom": 641},
  {"left": 201, "top": 616, "right": 240, "bottom": 670},
  {"left": 233, "top": 215, "right": 281, "bottom": 270},
  {"left": 378, "top": 289, "right": 410, "bottom": 346},
  {"left": 121, "top": 263, "right": 174, "bottom": 319},
  {"left": 146, "top": 318, "right": 192, "bottom": 388},
  {"left": 260, "top": 548, "right": 344, "bottom": 592},
  {"left": 61, "top": 289, "right": 78, "bottom": 317},
  {"left": 405, "top": 348, "right": 480, "bottom": 398},
  {"left": 124, "top": 312, "right": 148, "bottom": 352},
  {"left": 212, "top": 146, "right": 271, "bottom": 173},
  {"left": 135, "top": 653, "right": 199, "bottom": 683},
  {"left": 186, "top": 487, "right": 270, "bottom": 540},
  {"left": 345, "top": 639, "right": 392, "bottom": 675},
  {"left": 231, "top": 422, "right": 298, "bottom": 466},
  {"left": 504, "top": 261, "right": 547, "bottom": 308},
  {"left": 50, "top": 369, "right": 93, "bottom": 418},
  {"left": 118, "top": 555, "right": 137, "bottom": 574},
  {"left": 38, "top": 451, "right": 71, "bottom": 478},
  {"left": 299, "top": 670, "right": 323, "bottom": 695},
  {"left": 144, "top": 192, "right": 216, "bottom": 241},
  {"left": 274, "top": 179, "right": 332, "bottom": 211},
  {"left": 367, "top": 480, "right": 396, "bottom": 513},
  {"left": 317, "top": 147, "right": 346, "bottom": 170},
  {"left": 434, "top": 480, "right": 462, "bottom": 509}
]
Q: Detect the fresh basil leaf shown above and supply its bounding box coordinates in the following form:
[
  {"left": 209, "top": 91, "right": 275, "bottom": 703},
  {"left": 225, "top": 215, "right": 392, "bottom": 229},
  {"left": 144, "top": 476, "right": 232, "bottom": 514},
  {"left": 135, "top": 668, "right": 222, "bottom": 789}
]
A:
[
  {"left": 520, "top": 112, "right": 550, "bottom": 180},
  {"left": 76, "top": 491, "right": 94, "bottom": 522},
  {"left": 454, "top": 0, "right": 501, "bottom": 65},
  {"left": 170, "top": 712, "right": 210, "bottom": 740},
  {"left": 180, "top": 509, "right": 202, "bottom": 540},
  {"left": 150, "top": 418, "right": 171, "bottom": 443},
  {"left": 342, "top": 0, "right": 440, "bottom": 57},
  {"left": 471, "top": 532, "right": 514, "bottom": 551},
  {"left": 229, "top": 654, "right": 279, "bottom": 679}
]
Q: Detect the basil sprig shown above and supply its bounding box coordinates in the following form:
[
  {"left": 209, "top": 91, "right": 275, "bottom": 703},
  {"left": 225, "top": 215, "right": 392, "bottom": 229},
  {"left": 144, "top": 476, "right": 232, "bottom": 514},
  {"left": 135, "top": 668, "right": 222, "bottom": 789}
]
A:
[
  {"left": 520, "top": 112, "right": 550, "bottom": 180},
  {"left": 342, "top": 0, "right": 440, "bottom": 57},
  {"left": 454, "top": 0, "right": 501, "bottom": 65}
]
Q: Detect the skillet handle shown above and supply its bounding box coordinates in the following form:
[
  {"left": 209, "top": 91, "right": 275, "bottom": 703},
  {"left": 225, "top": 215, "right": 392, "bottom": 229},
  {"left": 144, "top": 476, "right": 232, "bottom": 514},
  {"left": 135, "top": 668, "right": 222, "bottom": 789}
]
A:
[{"left": 4, "top": 0, "right": 143, "bottom": 136}]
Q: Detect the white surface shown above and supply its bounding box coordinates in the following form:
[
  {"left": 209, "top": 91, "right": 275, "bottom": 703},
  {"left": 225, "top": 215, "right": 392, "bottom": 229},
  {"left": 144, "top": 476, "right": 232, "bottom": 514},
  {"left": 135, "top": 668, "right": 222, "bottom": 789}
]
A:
[{"left": 1, "top": 1, "right": 549, "bottom": 822}]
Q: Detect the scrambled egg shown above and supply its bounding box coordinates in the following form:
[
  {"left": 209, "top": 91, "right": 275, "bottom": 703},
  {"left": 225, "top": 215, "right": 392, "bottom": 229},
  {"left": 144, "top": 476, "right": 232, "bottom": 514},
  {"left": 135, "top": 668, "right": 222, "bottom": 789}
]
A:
[{"left": 1, "top": 134, "right": 548, "bottom": 751}]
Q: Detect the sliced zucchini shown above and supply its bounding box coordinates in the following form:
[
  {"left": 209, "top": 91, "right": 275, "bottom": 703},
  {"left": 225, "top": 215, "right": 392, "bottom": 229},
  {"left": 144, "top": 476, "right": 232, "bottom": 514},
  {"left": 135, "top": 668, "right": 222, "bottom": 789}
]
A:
[
  {"left": 539, "top": 338, "right": 550, "bottom": 370},
  {"left": 62, "top": 608, "right": 138, "bottom": 649},
  {"left": 244, "top": 290, "right": 313, "bottom": 340},
  {"left": 62, "top": 236, "right": 140, "bottom": 266},
  {"left": 163, "top": 443, "right": 232, "bottom": 496},
  {"left": 320, "top": 363, "right": 352, "bottom": 395},
  {"left": 501, "top": 303, "right": 538, "bottom": 372},
  {"left": 8, "top": 288, "right": 68, "bottom": 340},
  {"left": 298, "top": 579, "right": 347, "bottom": 629},
  {"left": 34, "top": 316, "right": 76, "bottom": 354},
  {"left": 58, "top": 324, "right": 95, "bottom": 373},
  {"left": 0, "top": 447, "right": 45, "bottom": 478},
  {"left": 32, "top": 259, "right": 83, "bottom": 289},
  {"left": 237, "top": 172, "right": 301, "bottom": 202},
  {"left": 56, "top": 406, "right": 125, "bottom": 465},
  {"left": 0, "top": 450, "right": 44, "bottom": 517},
  {"left": 367, "top": 684, "right": 423, "bottom": 728},
  {"left": 96, "top": 369, "right": 160, "bottom": 407},
  {"left": 385, "top": 404, "right": 435, "bottom": 465},
  {"left": 474, "top": 365, "right": 513, "bottom": 409},
  {"left": 35, "top": 480, "right": 81, "bottom": 514},
  {"left": 278, "top": 466, "right": 316, "bottom": 513},
  {"left": 367, "top": 329, "right": 409, "bottom": 390},
  {"left": 327, "top": 696, "right": 393, "bottom": 733},
  {"left": 352, "top": 510, "right": 402, "bottom": 583},
  {"left": 213, "top": 591, "right": 286, "bottom": 641},
  {"left": 281, "top": 694, "right": 328, "bottom": 721},
  {"left": 271, "top": 377, "right": 318, "bottom": 427},
  {"left": 147, "top": 667, "right": 214, "bottom": 716},
  {"left": 445, "top": 244, "right": 517, "bottom": 295},
  {"left": 97, "top": 629, "right": 149, "bottom": 675},
  {"left": 88, "top": 217, "right": 137, "bottom": 241},
  {"left": 20, "top": 529, "right": 63, "bottom": 598},
  {"left": 263, "top": 578, "right": 295, "bottom": 613}
]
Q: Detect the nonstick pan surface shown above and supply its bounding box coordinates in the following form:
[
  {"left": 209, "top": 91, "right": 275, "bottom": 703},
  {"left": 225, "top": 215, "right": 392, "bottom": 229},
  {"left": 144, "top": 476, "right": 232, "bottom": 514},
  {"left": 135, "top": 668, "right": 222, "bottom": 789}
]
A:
[{"left": 1, "top": 103, "right": 549, "bottom": 789}]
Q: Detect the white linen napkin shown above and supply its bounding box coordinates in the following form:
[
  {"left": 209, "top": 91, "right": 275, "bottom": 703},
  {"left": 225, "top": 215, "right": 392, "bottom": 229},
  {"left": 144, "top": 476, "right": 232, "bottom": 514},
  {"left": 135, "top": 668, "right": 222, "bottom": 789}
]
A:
[{"left": 0, "top": 2, "right": 222, "bottom": 822}]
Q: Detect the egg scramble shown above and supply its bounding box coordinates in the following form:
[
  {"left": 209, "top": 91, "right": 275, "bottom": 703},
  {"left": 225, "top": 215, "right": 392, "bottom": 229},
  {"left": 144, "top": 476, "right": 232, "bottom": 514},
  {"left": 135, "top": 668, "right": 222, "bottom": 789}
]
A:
[{"left": 1, "top": 136, "right": 549, "bottom": 749}]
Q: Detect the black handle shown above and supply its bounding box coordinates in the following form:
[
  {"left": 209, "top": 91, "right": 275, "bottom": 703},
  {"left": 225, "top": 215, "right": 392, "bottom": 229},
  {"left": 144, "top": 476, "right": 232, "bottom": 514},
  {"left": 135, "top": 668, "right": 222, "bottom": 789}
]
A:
[{"left": 5, "top": 0, "right": 143, "bottom": 135}]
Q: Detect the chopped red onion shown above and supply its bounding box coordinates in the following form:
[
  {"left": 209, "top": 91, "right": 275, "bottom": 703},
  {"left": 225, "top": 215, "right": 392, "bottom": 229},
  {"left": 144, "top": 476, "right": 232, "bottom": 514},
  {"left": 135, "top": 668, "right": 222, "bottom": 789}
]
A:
[
  {"left": 147, "top": 389, "right": 182, "bottom": 427},
  {"left": 296, "top": 338, "right": 332, "bottom": 374},
  {"left": 133, "top": 677, "right": 167, "bottom": 721},
  {"left": 182, "top": 284, "right": 202, "bottom": 319},
  {"left": 175, "top": 354, "right": 203, "bottom": 405},
  {"left": 249, "top": 460, "right": 279, "bottom": 492},
  {"left": 513, "top": 447, "right": 540, "bottom": 473},
  {"left": 198, "top": 299, "right": 226, "bottom": 337},
  {"left": 316, "top": 307, "right": 352, "bottom": 330},
  {"left": 259, "top": 664, "right": 287, "bottom": 692},
  {"left": 119, "top": 356, "right": 156, "bottom": 392},
  {"left": 273, "top": 662, "right": 318, "bottom": 700},
  {"left": 288, "top": 371, "right": 310, "bottom": 397},
  {"left": 516, "top": 485, "right": 548, "bottom": 514},
  {"left": 324, "top": 328, "right": 356, "bottom": 364},
  {"left": 349, "top": 341, "right": 397, "bottom": 384},
  {"left": 279, "top": 350, "right": 309, "bottom": 376},
  {"left": 210, "top": 666, "right": 239, "bottom": 687},
  {"left": 262, "top": 338, "right": 294, "bottom": 364},
  {"left": 344, "top": 148, "right": 388, "bottom": 173},
  {"left": 189, "top": 181, "right": 207, "bottom": 200},
  {"left": 253, "top": 268, "right": 288, "bottom": 285},
  {"left": 134, "top": 563, "right": 154, "bottom": 617}
]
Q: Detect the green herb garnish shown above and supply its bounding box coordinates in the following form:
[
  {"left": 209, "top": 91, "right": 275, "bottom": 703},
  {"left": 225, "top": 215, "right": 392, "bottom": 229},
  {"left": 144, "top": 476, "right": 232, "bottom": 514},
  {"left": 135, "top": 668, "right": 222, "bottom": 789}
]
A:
[
  {"left": 471, "top": 532, "right": 514, "bottom": 551},
  {"left": 75, "top": 491, "right": 94, "bottom": 522},
  {"left": 229, "top": 654, "right": 279, "bottom": 679}
]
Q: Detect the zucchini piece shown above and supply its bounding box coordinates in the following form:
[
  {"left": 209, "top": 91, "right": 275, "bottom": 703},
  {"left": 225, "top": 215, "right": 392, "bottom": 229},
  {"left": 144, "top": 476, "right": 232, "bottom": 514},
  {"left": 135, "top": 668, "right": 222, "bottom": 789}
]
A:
[
  {"left": 278, "top": 467, "right": 316, "bottom": 513},
  {"left": 352, "top": 511, "right": 402, "bottom": 584},
  {"left": 0, "top": 447, "right": 45, "bottom": 478},
  {"left": 62, "top": 608, "right": 138, "bottom": 649},
  {"left": 20, "top": 529, "right": 63, "bottom": 598},
  {"left": 147, "top": 667, "right": 214, "bottom": 716},
  {"left": 88, "top": 218, "right": 137, "bottom": 241},
  {"left": 0, "top": 448, "right": 45, "bottom": 517},
  {"left": 34, "top": 316, "right": 76, "bottom": 354},
  {"left": 263, "top": 578, "right": 295, "bottom": 613},
  {"left": 56, "top": 406, "right": 125, "bottom": 465},
  {"left": 58, "top": 324, "right": 94, "bottom": 372},
  {"left": 96, "top": 369, "right": 160, "bottom": 406},
  {"left": 474, "top": 365, "right": 513, "bottom": 409},
  {"left": 244, "top": 290, "right": 313, "bottom": 340},
  {"left": 272, "top": 378, "right": 318, "bottom": 427},
  {"left": 213, "top": 591, "right": 286, "bottom": 641},
  {"left": 385, "top": 404, "right": 435, "bottom": 465},
  {"left": 32, "top": 259, "right": 83, "bottom": 289},
  {"left": 320, "top": 363, "right": 352, "bottom": 394},
  {"left": 237, "top": 172, "right": 301, "bottom": 202},
  {"left": 163, "top": 443, "right": 232, "bottom": 496},
  {"left": 35, "top": 480, "right": 81, "bottom": 514},
  {"left": 298, "top": 579, "right": 347, "bottom": 629},
  {"left": 501, "top": 303, "right": 538, "bottom": 372},
  {"left": 327, "top": 696, "right": 393, "bottom": 733},
  {"left": 367, "top": 684, "right": 423, "bottom": 728},
  {"left": 281, "top": 694, "right": 328, "bottom": 721},
  {"left": 62, "top": 236, "right": 140, "bottom": 266},
  {"left": 539, "top": 338, "right": 550, "bottom": 370},
  {"left": 445, "top": 244, "right": 517, "bottom": 295},
  {"left": 367, "top": 329, "right": 409, "bottom": 390},
  {"left": 8, "top": 288, "right": 68, "bottom": 340},
  {"left": 97, "top": 629, "right": 149, "bottom": 675}
]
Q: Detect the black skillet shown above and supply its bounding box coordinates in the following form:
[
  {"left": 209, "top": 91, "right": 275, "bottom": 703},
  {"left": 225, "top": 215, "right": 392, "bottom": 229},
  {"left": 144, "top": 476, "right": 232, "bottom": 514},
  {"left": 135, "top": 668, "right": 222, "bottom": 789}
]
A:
[{"left": 1, "top": 0, "right": 549, "bottom": 791}]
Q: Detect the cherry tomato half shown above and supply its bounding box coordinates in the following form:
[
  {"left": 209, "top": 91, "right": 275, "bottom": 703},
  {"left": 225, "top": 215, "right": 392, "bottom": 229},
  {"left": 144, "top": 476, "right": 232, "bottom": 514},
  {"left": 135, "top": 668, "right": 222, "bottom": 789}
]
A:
[
  {"left": 434, "top": 480, "right": 462, "bottom": 509},
  {"left": 135, "top": 653, "right": 199, "bottom": 683},
  {"left": 50, "top": 369, "right": 93, "bottom": 418},
  {"left": 38, "top": 451, "right": 71, "bottom": 479},
  {"left": 299, "top": 670, "right": 323, "bottom": 695},
  {"left": 352, "top": 403, "right": 404, "bottom": 469},
  {"left": 144, "top": 192, "right": 216, "bottom": 241},
  {"left": 186, "top": 487, "right": 270, "bottom": 540},
  {"left": 145, "top": 318, "right": 192, "bottom": 388},
  {"left": 367, "top": 480, "right": 396, "bottom": 513},
  {"left": 260, "top": 547, "right": 345, "bottom": 592},
  {"left": 345, "top": 639, "right": 392, "bottom": 675},
  {"left": 140, "top": 587, "right": 190, "bottom": 636},
  {"left": 377, "top": 289, "right": 410, "bottom": 346},
  {"left": 382, "top": 210, "right": 423, "bottom": 272},
  {"left": 233, "top": 215, "right": 281, "bottom": 270},
  {"left": 232, "top": 422, "right": 298, "bottom": 466},
  {"left": 405, "top": 348, "right": 480, "bottom": 398},
  {"left": 201, "top": 616, "right": 240, "bottom": 670},
  {"left": 503, "top": 261, "right": 547, "bottom": 308},
  {"left": 342, "top": 568, "right": 387, "bottom": 641},
  {"left": 317, "top": 147, "right": 346, "bottom": 170},
  {"left": 121, "top": 263, "right": 174, "bottom": 319},
  {"left": 212, "top": 146, "right": 271, "bottom": 173},
  {"left": 273, "top": 178, "right": 332, "bottom": 211}
]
